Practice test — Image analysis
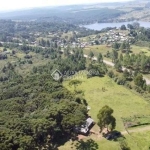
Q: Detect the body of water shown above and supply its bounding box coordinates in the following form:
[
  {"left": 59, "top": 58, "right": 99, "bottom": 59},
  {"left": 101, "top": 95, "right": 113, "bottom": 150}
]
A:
[{"left": 83, "top": 21, "right": 150, "bottom": 30}]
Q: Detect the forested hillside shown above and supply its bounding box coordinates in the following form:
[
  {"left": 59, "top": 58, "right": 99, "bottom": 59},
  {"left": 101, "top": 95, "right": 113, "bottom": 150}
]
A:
[
  {"left": 0, "top": 7, "right": 124, "bottom": 24},
  {"left": 0, "top": 54, "right": 87, "bottom": 150}
]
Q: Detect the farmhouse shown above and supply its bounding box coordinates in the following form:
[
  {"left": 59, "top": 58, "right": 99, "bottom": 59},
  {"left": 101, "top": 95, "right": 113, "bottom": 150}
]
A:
[{"left": 75, "top": 118, "right": 95, "bottom": 135}]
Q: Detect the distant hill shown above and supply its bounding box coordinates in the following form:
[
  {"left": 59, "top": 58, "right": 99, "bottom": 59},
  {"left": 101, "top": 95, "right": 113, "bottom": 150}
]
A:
[{"left": 0, "top": 5, "right": 125, "bottom": 24}]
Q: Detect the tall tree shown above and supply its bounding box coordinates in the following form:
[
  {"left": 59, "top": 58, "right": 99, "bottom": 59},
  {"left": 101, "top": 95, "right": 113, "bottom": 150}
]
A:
[
  {"left": 89, "top": 51, "right": 94, "bottom": 58},
  {"left": 120, "top": 42, "right": 126, "bottom": 51},
  {"left": 134, "top": 74, "right": 146, "bottom": 89},
  {"left": 123, "top": 69, "right": 130, "bottom": 79},
  {"left": 111, "top": 50, "right": 118, "bottom": 62},
  {"left": 120, "top": 25, "right": 126, "bottom": 30},
  {"left": 112, "top": 42, "right": 120, "bottom": 50},
  {"left": 114, "top": 60, "right": 122, "bottom": 72},
  {"left": 127, "top": 24, "right": 134, "bottom": 30},
  {"left": 119, "top": 53, "right": 123, "bottom": 62},
  {"left": 98, "top": 53, "right": 103, "bottom": 63},
  {"left": 97, "top": 105, "right": 116, "bottom": 133}
]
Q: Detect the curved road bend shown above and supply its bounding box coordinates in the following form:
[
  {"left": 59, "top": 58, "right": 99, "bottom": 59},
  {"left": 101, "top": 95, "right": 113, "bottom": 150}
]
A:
[{"left": 103, "top": 60, "right": 150, "bottom": 85}]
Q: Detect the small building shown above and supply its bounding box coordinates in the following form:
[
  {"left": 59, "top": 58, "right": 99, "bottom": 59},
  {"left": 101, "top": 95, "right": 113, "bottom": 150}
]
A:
[{"left": 75, "top": 118, "right": 95, "bottom": 135}]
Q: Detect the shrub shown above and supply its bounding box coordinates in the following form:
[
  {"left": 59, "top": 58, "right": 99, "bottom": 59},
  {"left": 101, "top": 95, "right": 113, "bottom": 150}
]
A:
[
  {"left": 114, "top": 77, "right": 118, "bottom": 82},
  {"left": 107, "top": 70, "right": 114, "bottom": 78},
  {"left": 117, "top": 77, "right": 126, "bottom": 85}
]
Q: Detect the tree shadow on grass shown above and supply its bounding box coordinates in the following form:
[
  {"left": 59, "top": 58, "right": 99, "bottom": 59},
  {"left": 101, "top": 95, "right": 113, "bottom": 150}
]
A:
[{"left": 75, "top": 139, "right": 99, "bottom": 150}]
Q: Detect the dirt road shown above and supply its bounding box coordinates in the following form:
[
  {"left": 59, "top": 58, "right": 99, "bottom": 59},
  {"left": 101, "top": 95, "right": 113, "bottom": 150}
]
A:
[{"left": 103, "top": 59, "right": 150, "bottom": 85}]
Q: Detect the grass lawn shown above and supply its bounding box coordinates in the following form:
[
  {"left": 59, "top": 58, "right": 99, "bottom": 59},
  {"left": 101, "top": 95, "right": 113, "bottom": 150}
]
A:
[
  {"left": 58, "top": 128, "right": 150, "bottom": 150},
  {"left": 84, "top": 45, "right": 150, "bottom": 57},
  {"left": 83, "top": 45, "right": 111, "bottom": 60},
  {"left": 131, "top": 45, "right": 150, "bottom": 56},
  {"left": 125, "top": 131, "right": 150, "bottom": 150},
  {"left": 58, "top": 138, "right": 120, "bottom": 150},
  {"left": 64, "top": 76, "right": 150, "bottom": 131},
  {"left": 61, "top": 75, "right": 150, "bottom": 150}
]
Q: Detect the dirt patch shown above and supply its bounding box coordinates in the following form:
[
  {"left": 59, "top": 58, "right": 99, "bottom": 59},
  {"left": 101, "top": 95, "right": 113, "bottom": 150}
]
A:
[{"left": 77, "top": 134, "right": 87, "bottom": 140}]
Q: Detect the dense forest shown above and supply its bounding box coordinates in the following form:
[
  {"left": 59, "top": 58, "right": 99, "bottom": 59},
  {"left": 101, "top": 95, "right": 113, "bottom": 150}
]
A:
[
  {"left": 0, "top": 50, "right": 88, "bottom": 150},
  {"left": 0, "top": 20, "right": 99, "bottom": 43}
]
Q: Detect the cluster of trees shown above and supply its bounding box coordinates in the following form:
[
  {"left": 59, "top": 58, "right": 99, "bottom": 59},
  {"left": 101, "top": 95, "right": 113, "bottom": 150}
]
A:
[
  {"left": 0, "top": 19, "right": 97, "bottom": 44},
  {"left": 0, "top": 44, "right": 93, "bottom": 149},
  {"left": 87, "top": 63, "right": 107, "bottom": 78},
  {"left": 137, "top": 27, "right": 150, "bottom": 41},
  {"left": 0, "top": 54, "right": 7, "bottom": 60},
  {"left": 38, "top": 38, "right": 51, "bottom": 47},
  {"left": 107, "top": 45, "right": 150, "bottom": 74},
  {"left": 120, "top": 22, "right": 140, "bottom": 31},
  {"left": 32, "top": 49, "right": 86, "bottom": 77},
  {"left": 20, "top": 44, "right": 59, "bottom": 59},
  {"left": 0, "top": 64, "right": 88, "bottom": 150},
  {"left": 105, "top": 43, "right": 150, "bottom": 92},
  {"left": 119, "top": 53, "right": 150, "bottom": 73},
  {"left": 122, "top": 23, "right": 150, "bottom": 46},
  {"left": 112, "top": 42, "right": 130, "bottom": 52},
  {"left": 87, "top": 52, "right": 107, "bottom": 78},
  {"left": 108, "top": 68, "right": 150, "bottom": 93},
  {"left": 0, "top": 62, "right": 22, "bottom": 83}
]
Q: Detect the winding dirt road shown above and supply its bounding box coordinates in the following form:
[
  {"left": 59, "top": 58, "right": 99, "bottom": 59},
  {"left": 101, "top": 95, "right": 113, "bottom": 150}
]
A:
[{"left": 103, "top": 59, "right": 150, "bottom": 85}]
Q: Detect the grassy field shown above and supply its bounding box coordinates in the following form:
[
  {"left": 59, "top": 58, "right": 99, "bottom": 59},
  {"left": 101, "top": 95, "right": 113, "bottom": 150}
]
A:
[
  {"left": 83, "top": 45, "right": 150, "bottom": 57},
  {"left": 83, "top": 45, "right": 111, "bottom": 61},
  {"left": 83, "top": 44, "right": 150, "bottom": 67},
  {"left": 64, "top": 76, "right": 150, "bottom": 131},
  {"left": 61, "top": 75, "right": 150, "bottom": 150},
  {"left": 131, "top": 45, "right": 150, "bottom": 56}
]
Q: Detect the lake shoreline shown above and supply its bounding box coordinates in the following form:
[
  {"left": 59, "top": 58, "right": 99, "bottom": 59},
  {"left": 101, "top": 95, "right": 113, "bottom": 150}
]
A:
[{"left": 82, "top": 21, "right": 150, "bottom": 31}]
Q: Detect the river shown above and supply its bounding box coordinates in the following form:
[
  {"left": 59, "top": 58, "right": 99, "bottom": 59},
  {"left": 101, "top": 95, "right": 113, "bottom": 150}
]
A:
[{"left": 83, "top": 21, "right": 150, "bottom": 30}]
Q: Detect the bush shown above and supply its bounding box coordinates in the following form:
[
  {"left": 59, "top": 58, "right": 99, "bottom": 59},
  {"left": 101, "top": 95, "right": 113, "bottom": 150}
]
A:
[
  {"left": 107, "top": 70, "right": 114, "bottom": 78},
  {"left": 117, "top": 77, "right": 126, "bottom": 85},
  {"left": 114, "top": 77, "right": 118, "bottom": 82},
  {"left": 134, "top": 86, "right": 144, "bottom": 93},
  {"left": 125, "top": 83, "right": 132, "bottom": 89}
]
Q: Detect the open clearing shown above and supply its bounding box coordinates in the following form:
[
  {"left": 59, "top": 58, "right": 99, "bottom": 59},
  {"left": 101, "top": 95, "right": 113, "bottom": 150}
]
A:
[
  {"left": 131, "top": 45, "right": 150, "bottom": 56},
  {"left": 83, "top": 45, "right": 150, "bottom": 58},
  {"left": 61, "top": 76, "right": 150, "bottom": 150},
  {"left": 64, "top": 76, "right": 150, "bottom": 131}
]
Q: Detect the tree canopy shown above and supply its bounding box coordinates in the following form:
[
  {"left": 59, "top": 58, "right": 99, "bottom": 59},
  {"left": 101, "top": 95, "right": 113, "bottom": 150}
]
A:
[{"left": 97, "top": 105, "right": 116, "bottom": 133}]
